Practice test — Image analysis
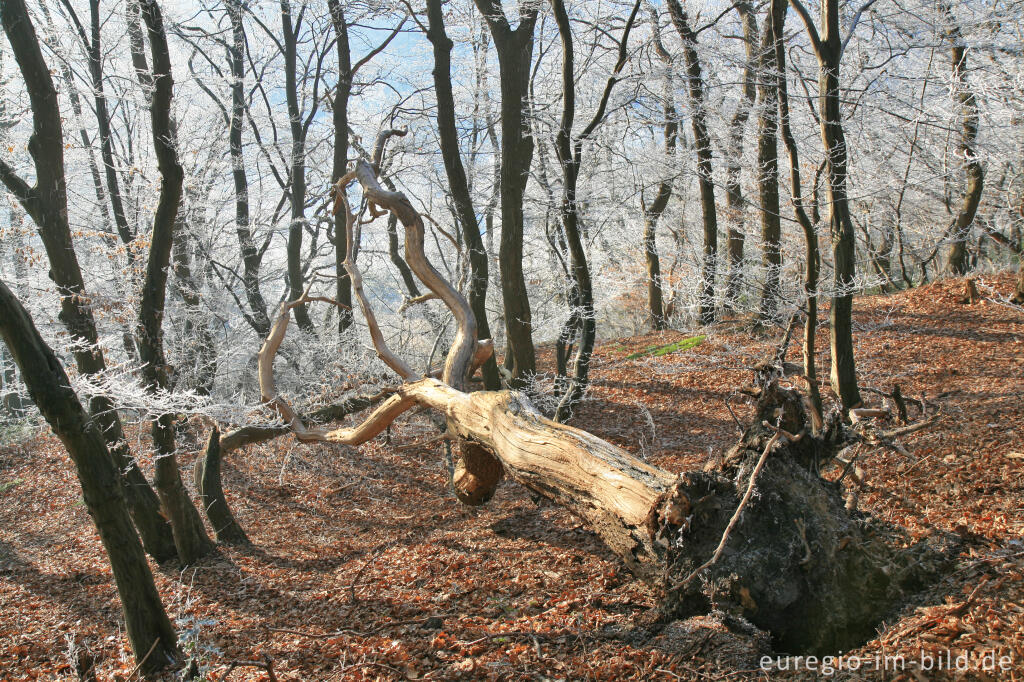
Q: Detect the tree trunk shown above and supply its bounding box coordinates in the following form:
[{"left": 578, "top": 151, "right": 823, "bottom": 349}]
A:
[
  {"left": 791, "top": 0, "right": 862, "bottom": 409},
  {"left": 473, "top": 0, "right": 539, "bottom": 388},
  {"left": 299, "top": 154, "right": 958, "bottom": 661},
  {"left": 1, "top": 348, "right": 25, "bottom": 417},
  {"left": 136, "top": 0, "right": 214, "bottom": 565},
  {"left": 724, "top": 4, "right": 758, "bottom": 311},
  {"left": 281, "top": 0, "right": 313, "bottom": 331},
  {"left": 642, "top": 12, "right": 677, "bottom": 332},
  {"left": 0, "top": 281, "right": 179, "bottom": 674},
  {"left": 773, "top": 0, "right": 823, "bottom": 429},
  {"left": 666, "top": 0, "right": 719, "bottom": 326},
  {"left": 943, "top": 8, "right": 984, "bottom": 276},
  {"left": 327, "top": 0, "right": 355, "bottom": 334},
  {"left": 1, "top": 217, "right": 27, "bottom": 418},
  {"left": 35, "top": 1, "right": 113, "bottom": 234},
  {"left": 757, "top": 12, "right": 782, "bottom": 323},
  {"left": 227, "top": 0, "right": 272, "bottom": 338},
  {"left": 0, "top": 0, "right": 176, "bottom": 562},
  {"left": 644, "top": 215, "right": 667, "bottom": 330},
  {"left": 548, "top": 0, "right": 639, "bottom": 420},
  {"left": 819, "top": 62, "right": 861, "bottom": 409},
  {"left": 270, "top": 368, "right": 951, "bottom": 655},
  {"left": 426, "top": 0, "right": 501, "bottom": 390},
  {"left": 171, "top": 232, "right": 217, "bottom": 396},
  {"left": 85, "top": 0, "right": 134, "bottom": 247},
  {"left": 195, "top": 429, "right": 250, "bottom": 545}
]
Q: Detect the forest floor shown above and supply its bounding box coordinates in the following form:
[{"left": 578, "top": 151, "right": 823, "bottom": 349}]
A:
[{"left": 1, "top": 274, "right": 1022, "bottom": 681}]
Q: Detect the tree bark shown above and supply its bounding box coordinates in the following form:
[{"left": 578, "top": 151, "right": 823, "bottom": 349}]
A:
[
  {"left": 642, "top": 11, "right": 677, "bottom": 331},
  {"left": 724, "top": 3, "right": 758, "bottom": 311},
  {"left": 36, "top": 1, "right": 113, "bottom": 235},
  {"left": 757, "top": 10, "right": 782, "bottom": 323},
  {"left": 773, "top": 0, "right": 823, "bottom": 430},
  {"left": 195, "top": 428, "right": 250, "bottom": 545},
  {"left": 227, "top": 0, "right": 272, "bottom": 338},
  {"left": 136, "top": 0, "right": 214, "bottom": 565},
  {"left": 328, "top": 0, "right": 355, "bottom": 334},
  {"left": 791, "top": 0, "right": 862, "bottom": 409},
  {"left": 426, "top": 0, "right": 500, "bottom": 390},
  {"left": 0, "top": 280, "right": 179, "bottom": 674},
  {"left": 666, "top": 0, "right": 719, "bottom": 326},
  {"left": 0, "top": 0, "right": 176, "bottom": 562},
  {"left": 472, "top": 0, "right": 539, "bottom": 388},
  {"left": 281, "top": 0, "right": 313, "bottom": 331},
  {"left": 548, "top": 0, "right": 640, "bottom": 420},
  {"left": 943, "top": 7, "right": 984, "bottom": 276}
]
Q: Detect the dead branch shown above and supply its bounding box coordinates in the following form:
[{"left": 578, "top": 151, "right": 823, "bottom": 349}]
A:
[
  {"left": 371, "top": 127, "right": 408, "bottom": 171},
  {"left": 270, "top": 614, "right": 451, "bottom": 639},
  {"left": 338, "top": 158, "right": 479, "bottom": 390},
  {"left": 205, "top": 389, "right": 396, "bottom": 457},
  {"left": 217, "top": 656, "right": 277, "bottom": 682},
  {"left": 878, "top": 414, "right": 939, "bottom": 440},
  {"left": 863, "top": 385, "right": 920, "bottom": 421},
  {"left": 421, "top": 211, "right": 463, "bottom": 254},
  {"left": 399, "top": 292, "right": 439, "bottom": 313},
  {"left": 761, "top": 420, "right": 804, "bottom": 443},
  {"left": 849, "top": 407, "right": 890, "bottom": 423},
  {"left": 336, "top": 186, "right": 419, "bottom": 380}
]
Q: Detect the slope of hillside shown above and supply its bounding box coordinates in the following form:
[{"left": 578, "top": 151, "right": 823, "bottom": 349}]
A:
[{"left": 1, "top": 274, "right": 1021, "bottom": 680}]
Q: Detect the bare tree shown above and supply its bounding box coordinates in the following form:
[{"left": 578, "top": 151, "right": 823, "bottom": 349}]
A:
[
  {"left": 424, "top": 0, "right": 501, "bottom": 390},
  {"left": 641, "top": 6, "right": 677, "bottom": 331},
  {"left": 328, "top": 0, "right": 404, "bottom": 335},
  {"left": 255, "top": 144, "right": 951, "bottom": 656},
  {"left": 276, "top": 0, "right": 332, "bottom": 331},
  {"left": 772, "top": 0, "right": 823, "bottom": 428},
  {"left": 228, "top": 0, "right": 273, "bottom": 337},
  {"left": 942, "top": 4, "right": 984, "bottom": 276},
  {"left": 36, "top": 2, "right": 112, "bottom": 235},
  {"left": 548, "top": 0, "right": 641, "bottom": 420},
  {"left": 0, "top": 0, "right": 176, "bottom": 562},
  {"left": 666, "top": 0, "right": 718, "bottom": 326},
  {"left": 790, "top": 0, "right": 865, "bottom": 409},
  {"left": 724, "top": 3, "right": 759, "bottom": 312},
  {"left": 756, "top": 3, "right": 782, "bottom": 322},
  {"left": 472, "top": 0, "right": 539, "bottom": 387},
  {"left": 55, "top": 0, "right": 135, "bottom": 247},
  {"left": 0, "top": 280, "right": 179, "bottom": 674},
  {"left": 133, "top": 0, "right": 214, "bottom": 564}
]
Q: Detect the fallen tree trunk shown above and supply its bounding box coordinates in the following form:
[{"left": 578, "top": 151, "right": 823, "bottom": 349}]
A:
[
  {"left": 260, "top": 148, "right": 953, "bottom": 656},
  {"left": 396, "top": 378, "right": 950, "bottom": 653}
]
